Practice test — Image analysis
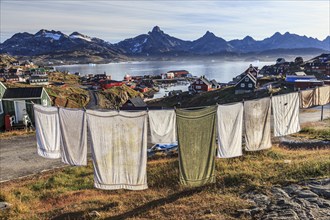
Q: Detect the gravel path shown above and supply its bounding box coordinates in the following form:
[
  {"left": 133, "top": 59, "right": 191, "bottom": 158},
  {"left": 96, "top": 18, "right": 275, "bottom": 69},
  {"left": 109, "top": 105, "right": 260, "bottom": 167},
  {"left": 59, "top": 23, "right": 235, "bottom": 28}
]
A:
[{"left": 0, "top": 135, "right": 65, "bottom": 182}]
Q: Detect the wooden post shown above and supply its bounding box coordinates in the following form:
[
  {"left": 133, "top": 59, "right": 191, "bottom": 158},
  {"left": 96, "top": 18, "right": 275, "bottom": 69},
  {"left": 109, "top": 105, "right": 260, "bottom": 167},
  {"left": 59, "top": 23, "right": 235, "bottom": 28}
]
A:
[{"left": 321, "top": 105, "right": 324, "bottom": 121}]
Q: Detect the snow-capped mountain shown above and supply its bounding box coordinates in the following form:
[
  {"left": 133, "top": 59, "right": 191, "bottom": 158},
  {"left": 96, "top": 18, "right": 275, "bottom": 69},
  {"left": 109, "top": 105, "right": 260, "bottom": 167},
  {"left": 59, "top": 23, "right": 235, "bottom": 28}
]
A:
[
  {"left": 0, "top": 29, "right": 124, "bottom": 61},
  {"left": 0, "top": 26, "right": 329, "bottom": 63}
]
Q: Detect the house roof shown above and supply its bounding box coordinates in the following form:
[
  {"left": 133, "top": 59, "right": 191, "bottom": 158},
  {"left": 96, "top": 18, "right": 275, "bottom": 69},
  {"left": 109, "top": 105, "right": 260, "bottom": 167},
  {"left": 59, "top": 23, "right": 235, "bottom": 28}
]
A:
[
  {"left": 198, "top": 77, "right": 212, "bottom": 86},
  {"left": 30, "top": 75, "right": 49, "bottom": 80},
  {"left": 3, "top": 87, "right": 43, "bottom": 99},
  {"left": 285, "top": 75, "right": 317, "bottom": 83},
  {"left": 235, "top": 73, "right": 257, "bottom": 86},
  {"left": 210, "top": 79, "right": 220, "bottom": 87},
  {"left": 293, "top": 71, "right": 306, "bottom": 76},
  {"left": 127, "top": 97, "right": 147, "bottom": 107}
]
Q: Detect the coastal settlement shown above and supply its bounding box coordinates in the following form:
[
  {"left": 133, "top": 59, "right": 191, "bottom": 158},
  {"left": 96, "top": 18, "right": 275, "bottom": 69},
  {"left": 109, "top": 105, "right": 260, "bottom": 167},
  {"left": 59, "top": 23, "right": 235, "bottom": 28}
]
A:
[{"left": 0, "top": 53, "right": 329, "bottom": 131}]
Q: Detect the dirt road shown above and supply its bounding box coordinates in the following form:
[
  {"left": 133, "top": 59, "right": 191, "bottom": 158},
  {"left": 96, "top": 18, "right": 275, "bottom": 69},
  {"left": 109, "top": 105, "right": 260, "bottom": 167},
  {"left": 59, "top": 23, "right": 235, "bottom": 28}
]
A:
[
  {"left": 0, "top": 135, "right": 65, "bottom": 182},
  {"left": 0, "top": 104, "right": 329, "bottom": 182}
]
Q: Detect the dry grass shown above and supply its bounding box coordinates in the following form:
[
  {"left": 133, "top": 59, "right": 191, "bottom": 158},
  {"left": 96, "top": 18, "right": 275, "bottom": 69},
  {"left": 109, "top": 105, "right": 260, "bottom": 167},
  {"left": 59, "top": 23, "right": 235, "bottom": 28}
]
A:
[
  {"left": 0, "top": 145, "right": 329, "bottom": 219},
  {"left": 0, "top": 130, "right": 35, "bottom": 140},
  {"left": 45, "top": 85, "right": 90, "bottom": 108}
]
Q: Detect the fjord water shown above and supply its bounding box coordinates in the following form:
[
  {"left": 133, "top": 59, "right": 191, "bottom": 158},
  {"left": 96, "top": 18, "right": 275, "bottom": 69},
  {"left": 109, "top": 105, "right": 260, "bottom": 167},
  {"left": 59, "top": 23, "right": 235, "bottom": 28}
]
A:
[{"left": 55, "top": 60, "right": 273, "bottom": 83}]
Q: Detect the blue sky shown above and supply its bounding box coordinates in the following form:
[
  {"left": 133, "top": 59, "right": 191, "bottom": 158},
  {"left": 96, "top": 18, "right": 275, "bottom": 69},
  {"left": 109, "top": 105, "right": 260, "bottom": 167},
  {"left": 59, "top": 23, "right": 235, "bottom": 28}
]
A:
[{"left": 1, "top": 0, "right": 329, "bottom": 43}]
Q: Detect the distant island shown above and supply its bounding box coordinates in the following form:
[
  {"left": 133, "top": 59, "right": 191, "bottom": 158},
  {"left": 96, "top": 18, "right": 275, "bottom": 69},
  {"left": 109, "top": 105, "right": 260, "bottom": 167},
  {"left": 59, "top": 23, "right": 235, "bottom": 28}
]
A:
[{"left": 0, "top": 26, "right": 329, "bottom": 65}]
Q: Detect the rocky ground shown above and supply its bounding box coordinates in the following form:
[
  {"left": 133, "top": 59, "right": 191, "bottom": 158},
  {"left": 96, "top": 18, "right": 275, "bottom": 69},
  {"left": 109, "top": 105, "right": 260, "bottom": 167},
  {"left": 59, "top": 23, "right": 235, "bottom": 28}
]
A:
[{"left": 238, "top": 178, "right": 330, "bottom": 220}]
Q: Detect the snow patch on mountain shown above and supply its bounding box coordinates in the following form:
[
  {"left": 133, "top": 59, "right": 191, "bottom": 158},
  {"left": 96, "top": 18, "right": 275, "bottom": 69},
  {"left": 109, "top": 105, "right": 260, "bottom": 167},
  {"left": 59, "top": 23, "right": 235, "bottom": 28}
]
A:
[
  {"left": 70, "top": 35, "right": 92, "bottom": 42},
  {"left": 37, "top": 32, "right": 62, "bottom": 40}
]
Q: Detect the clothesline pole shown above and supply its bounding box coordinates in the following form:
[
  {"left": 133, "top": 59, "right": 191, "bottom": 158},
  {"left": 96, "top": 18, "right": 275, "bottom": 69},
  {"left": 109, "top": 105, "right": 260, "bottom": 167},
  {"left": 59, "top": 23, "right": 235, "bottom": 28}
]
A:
[{"left": 321, "top": 105, "right": 324, "bottom": 121}]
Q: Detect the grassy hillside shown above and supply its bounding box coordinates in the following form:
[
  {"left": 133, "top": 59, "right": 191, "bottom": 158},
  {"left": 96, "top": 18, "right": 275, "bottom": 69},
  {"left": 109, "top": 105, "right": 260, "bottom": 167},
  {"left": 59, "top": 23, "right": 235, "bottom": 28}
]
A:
[
  {"left": 45, "top": 85, "right": 89, "bottom": 108},
  {"left": 96, "top": 84, "right": 143, "bottom": 109}
]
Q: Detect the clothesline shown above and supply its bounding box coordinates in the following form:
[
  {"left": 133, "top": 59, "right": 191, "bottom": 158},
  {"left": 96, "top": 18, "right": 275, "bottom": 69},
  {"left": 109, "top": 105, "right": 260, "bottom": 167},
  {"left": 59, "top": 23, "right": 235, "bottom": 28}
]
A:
[
  {"left": 4, "top": 85, "right": 329, "bottom": 111},
  {"left": 33, "top": 94, "right": 301, "bottom": 190}
]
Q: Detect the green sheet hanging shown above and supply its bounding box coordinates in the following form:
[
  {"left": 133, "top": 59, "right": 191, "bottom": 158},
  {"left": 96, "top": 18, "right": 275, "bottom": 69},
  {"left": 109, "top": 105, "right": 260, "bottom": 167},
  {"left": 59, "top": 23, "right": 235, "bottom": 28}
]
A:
[{"left": 176, "top": 106, "right": 217, "bottom": 187}]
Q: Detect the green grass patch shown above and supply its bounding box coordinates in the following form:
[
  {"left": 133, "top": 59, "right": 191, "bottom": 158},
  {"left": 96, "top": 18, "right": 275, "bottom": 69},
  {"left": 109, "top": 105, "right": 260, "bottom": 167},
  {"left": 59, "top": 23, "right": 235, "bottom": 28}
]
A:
[{"left": 299, "top": 127, "right": 330, "bottom": 140}]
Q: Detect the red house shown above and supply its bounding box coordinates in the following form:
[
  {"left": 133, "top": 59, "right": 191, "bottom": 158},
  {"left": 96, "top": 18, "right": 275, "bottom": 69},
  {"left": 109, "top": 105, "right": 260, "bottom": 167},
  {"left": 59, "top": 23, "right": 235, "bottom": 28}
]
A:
[
  {"left": 189, "top": 76, "right": 212, "bottom": 93},
  {"left": 100, "top": 80, "right": 124, "bottom": 89},
  {"left": 167, "top": 70, "right": 190, "bottom": 78}
]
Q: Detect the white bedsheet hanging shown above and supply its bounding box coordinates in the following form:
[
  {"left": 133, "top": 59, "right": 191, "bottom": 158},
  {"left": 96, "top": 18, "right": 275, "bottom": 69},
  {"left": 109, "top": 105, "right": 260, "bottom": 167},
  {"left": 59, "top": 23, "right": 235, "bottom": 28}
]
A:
[
  {"left": 216, "top": 102, "right": 244, "bottom": 158},
  {"left": 272, "top": 92, "right": 300, "bottom": 137},
  {"left": 59, "top": 108, "right": 87, "bottom": 166},
  {"left": 86, "top": 110, "right": 148, "bottom": 190},
  {"left": 34, "top": 105, "right": 61, "bottom": 159},
  {"left": 148, "top": 109, "right": 177, "bottom": 144}
]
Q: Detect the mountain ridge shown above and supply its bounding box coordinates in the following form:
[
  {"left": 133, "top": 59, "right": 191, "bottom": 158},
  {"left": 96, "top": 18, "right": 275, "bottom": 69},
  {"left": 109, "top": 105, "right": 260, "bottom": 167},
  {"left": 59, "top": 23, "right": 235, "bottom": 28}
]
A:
[{"left": 0, "top": 26, "right": 329, "bottom": 64}]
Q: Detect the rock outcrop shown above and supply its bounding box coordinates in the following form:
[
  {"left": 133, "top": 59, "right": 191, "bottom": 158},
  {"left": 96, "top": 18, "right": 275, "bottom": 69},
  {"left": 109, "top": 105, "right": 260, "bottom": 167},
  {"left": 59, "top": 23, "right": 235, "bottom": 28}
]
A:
[{"left": 238, "top": 178, "right": 330, "bottom": 219}]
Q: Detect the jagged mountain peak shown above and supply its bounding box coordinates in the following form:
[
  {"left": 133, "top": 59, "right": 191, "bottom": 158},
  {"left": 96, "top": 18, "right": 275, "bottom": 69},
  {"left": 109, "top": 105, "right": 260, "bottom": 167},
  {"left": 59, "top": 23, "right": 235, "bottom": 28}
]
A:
[
  {"left": 243, "top": 36, "right": 255, "bottom": 41},
  {"left": 151, "top": 26, "right": 162, "bottom": 33},
  {"left": 148, "top": 26, "right": 165, "bottom": 36},
  {"left": 70, "top": 31, "right": 84, "bottom": 36},
  {"left": 202, "top": 31, "right": 217, "bottom": 38},
  {"left": 69, "top": 31, "right": 92, "bottom": 41},
  {"left": 35, "top": 29, "right": 64, "bottom": 36}
]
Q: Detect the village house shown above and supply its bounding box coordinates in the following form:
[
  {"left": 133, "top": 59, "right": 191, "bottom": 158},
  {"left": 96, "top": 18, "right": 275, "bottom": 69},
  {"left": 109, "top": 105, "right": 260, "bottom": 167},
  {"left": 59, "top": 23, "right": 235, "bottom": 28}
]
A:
[
  {"left": 168, "top": 90, "right": 183, "bottom": 96},
  {"left": 8, "top": 67, "right": 23, "bottom": 75},
  {"left": 210, "top": 80, "right": 221, "bottom": 89},
  {"left": 94, "top": 74, "right": 110, "bottom": 81},
  {"left": 189, "top": 76, "right": 212, "bottom": 93},
  {"left": 167, "top": 70, "right": 191, "bottom": 78},
  {"left": 0, "top": 83, "right": 51, "bottom": 130},
  {"left": 304, "top": 54, "right": 330, "bottom": 76},
  {"left": 276, "top": 58, "right": 286, "bottom": 65},
  {"left": 28, "top": 75, "right": 49, "bottom": 85},
  {"left": 243, "top": 64, "right": 259, "bottom": 78},
  {"left": 235, "top": 73, "right": 257, "bottom": 94},
  {"left": 99, "top": 79, "right": 124, "bottom": 89},
  {"left": 4, "top": 75, "right": 20, "bottom": 83},
  {"left": 124, "top": 74, "right": 132, "bottom": 81},
  {"left": 285, "top": 75, "right": 324, "bottom": 90},
  {"left": 121, "top": 97, "right": 147, "bottom": 110},
  {"left": 0, "top": 82, "right": 6, "bottom": 129},
  {"left": 135, "top": 85, "right": 149, "bottom": 93},
  {"left": 165, "top": 72, "right": 175, "bottom": 79}
]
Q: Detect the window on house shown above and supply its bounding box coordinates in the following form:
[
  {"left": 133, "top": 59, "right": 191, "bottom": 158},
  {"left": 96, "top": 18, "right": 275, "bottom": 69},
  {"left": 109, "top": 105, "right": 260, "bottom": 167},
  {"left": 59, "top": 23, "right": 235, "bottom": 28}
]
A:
[
  {"left": 196, "top": 86, "right": 201, "bottom": 89},
  {"left": 248, "top": 83, "right": 253, "bottom": 88},
  {"left": 0, "top": 100, "right": 3, "bottom": 114},
  {"left": 241, "top": 83, "right": 245, "bottom": 88},
  {"left": 245, "top": 77, "right": 249, "bottom": 82}
]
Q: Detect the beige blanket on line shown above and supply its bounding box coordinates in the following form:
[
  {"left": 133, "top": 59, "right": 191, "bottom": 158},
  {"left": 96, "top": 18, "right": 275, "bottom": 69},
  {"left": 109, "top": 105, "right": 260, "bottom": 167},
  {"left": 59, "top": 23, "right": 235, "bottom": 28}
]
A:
[
  {"left": 300, "top": 89, "right": 316, "bottom": 109},
  {"left": 59, "top": 108, "right": 87, "bottom": 166},
  {"left": 86, "top": 110, "right": 148, "bottom": 190},
  {"left": 244, "top": 98, "right": 272, "bottom": 151},
  {"left": 316, "top": 85, "right": 330, "bottom": 106}
]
